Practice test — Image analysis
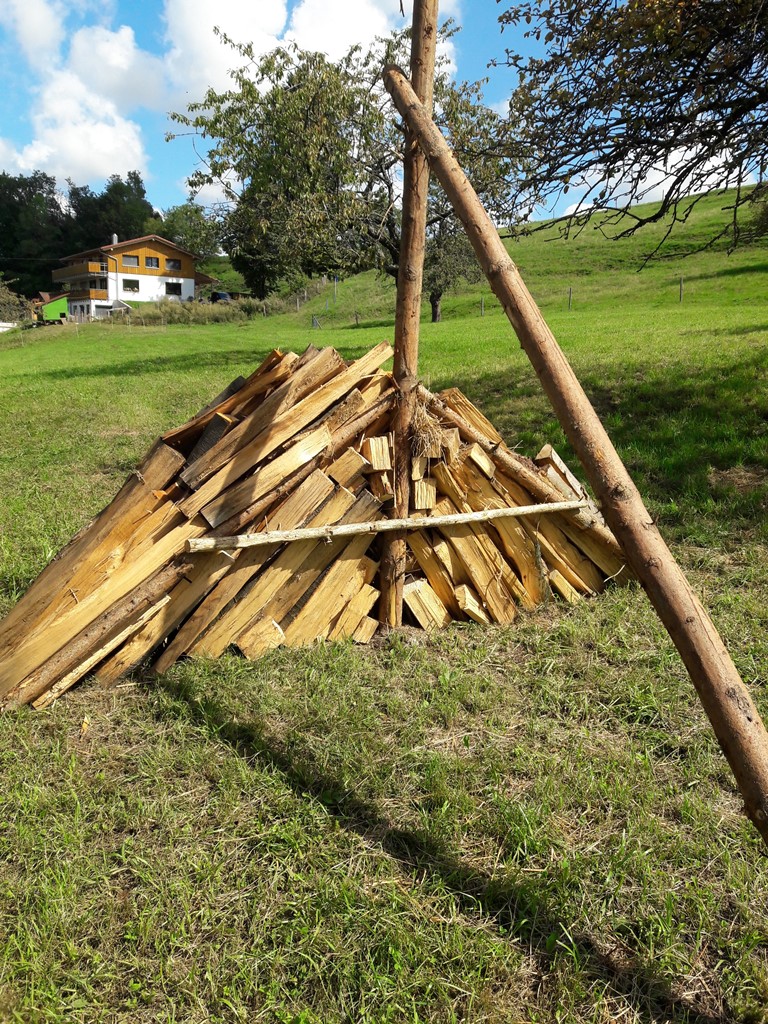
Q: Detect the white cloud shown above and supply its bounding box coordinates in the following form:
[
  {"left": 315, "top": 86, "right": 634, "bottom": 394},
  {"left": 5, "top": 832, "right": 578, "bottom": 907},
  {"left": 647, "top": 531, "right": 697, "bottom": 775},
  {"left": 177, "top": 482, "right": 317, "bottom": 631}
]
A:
[
  {"left": 163, "top": 0, "right": 289, "bottom": 99},
  {"left": 68, "top": 24, "right": 168, "bottom": 110},
  {"left": 0, "top": 0, "right": 66, "bottom": 68},
  {"left": 17, "top": 70, "right": 149, "bottom": 182},
  {"left": 284, "top": 0, "right": 459, "bottom": 73},
  {"left": 286, "top": 0, "right": 393, "bottom": 60}
]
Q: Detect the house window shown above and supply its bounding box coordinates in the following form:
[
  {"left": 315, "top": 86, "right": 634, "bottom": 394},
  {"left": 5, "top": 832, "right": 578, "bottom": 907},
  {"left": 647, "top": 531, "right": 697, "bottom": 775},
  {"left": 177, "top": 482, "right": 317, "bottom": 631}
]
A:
[
  {"left": 166, "top": 258, "right": 182, "bottom": 271},
  {"left": 122, "top": 255, "right": 139, "bottom": 267},
  {"left": 123, "top": 279, "right": 140, "bottom": 293},
  {"left": 145, "top": 257, "right": 159, "bottom": 268},
  {"left": 165, "top": 282, "right": 182, "bottom": 297}
]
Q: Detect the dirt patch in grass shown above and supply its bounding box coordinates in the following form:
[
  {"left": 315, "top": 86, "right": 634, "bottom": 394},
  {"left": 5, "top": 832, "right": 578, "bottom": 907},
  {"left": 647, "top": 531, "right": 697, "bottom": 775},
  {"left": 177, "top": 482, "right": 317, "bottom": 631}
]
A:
[{"left": 708, "top": 464, "right": 768, "bottom": 494}]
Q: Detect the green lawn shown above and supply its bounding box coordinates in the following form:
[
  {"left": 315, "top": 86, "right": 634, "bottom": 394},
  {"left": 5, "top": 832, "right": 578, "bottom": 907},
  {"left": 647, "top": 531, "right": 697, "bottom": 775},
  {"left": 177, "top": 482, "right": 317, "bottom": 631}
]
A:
[{"left": 1, "top": 192, "right": 767, "bottom": 1022}]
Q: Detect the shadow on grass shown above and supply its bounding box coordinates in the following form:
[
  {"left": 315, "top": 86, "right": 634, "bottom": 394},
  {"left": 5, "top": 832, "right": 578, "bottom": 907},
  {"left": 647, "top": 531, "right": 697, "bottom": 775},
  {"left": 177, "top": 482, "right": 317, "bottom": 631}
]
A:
[
  {"left": 340, "top": 318, "right": 395, "bottom": 331},
  {"left": 684, "top": 260, "right": 768, "bottom": 282},
  {"left": 154, "top": 674, "right": 728, "bottom": 1024},
  {"left": 27, "top": 348, "right": 276, "bottom": 383},
  {"left": 680, "top": 323, "right": 768, "bottom": 339},
  {"left": 16, "top": 339, "right": 389, "bottom": 383}
]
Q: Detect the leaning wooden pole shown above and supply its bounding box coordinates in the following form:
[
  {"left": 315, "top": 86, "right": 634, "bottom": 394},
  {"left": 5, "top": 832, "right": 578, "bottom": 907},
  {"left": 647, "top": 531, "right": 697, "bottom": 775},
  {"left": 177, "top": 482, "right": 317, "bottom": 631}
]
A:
[
  {"left": 383, "top": 64, "right": 768, "bottom": 845},
  {"left": 380, "top": 0, "right": 440, "bottom": 627}
]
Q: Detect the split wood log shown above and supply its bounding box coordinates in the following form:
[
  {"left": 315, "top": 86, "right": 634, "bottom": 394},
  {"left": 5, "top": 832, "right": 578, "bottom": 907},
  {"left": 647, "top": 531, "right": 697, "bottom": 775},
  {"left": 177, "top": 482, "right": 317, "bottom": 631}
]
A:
[
  {"left": 327, "top": 448, "right": 370, "bottom": 488},
  {"left": 211, "top": 391, "right": 394, "bottom": 536},
  {"left": 33, "top": 595, "right": 172, "bottom": 708},
  {"left": 197, "top": 425, "right": 333, "bottom": 529},
  {"left": 437, "top": 387, "right": 503, "bottom": 443},
  {"left": 455, "top": 459, "right": 547, "bottom": 604},
  {"left": 179, "top": 349, "right": 345, "bottom": 506},
  {"left": 431, "top": 497, "right": 517, "bottom": 624},
  {"left": 281, "top": 548, "right": 379, "bottom": 648},
  {"left": 381, "top": 0, "right": 440, "bottom": 627},
  {"left": 422, "top": 385, "right": 626, "bottom": 573},
  {"left": 2, "top": 561, "right": 191, "bottom": 708},
  {"left": 185, "top": 498, "right": 589, "bottom": 551},
  {"left": 153, "top": 470, "right": 343, "bottom": 671},
  {"left": 383, "top": 63, "right": 768, "bottom": 844},
  {"left": 93, "top": 551, "right": 232, "bottom": 687},
  {"left": 328, "top": 584, "right": 380, "bottom": 640},
  {"left": 407, "top": 531, "right": 464, "bottom": 619},
  {"left": 455, "top": 584, "right": 491, "bottom": 624},
  {"left": 0, "top": 511, "right": 206, "bottom": 701},
  {"left": 352, "top": 616, "right": 380, "bottom": 644},
  {"left": 412, "top": 477, "right": 437, "bottom": 510},
  {"left": 361, "top": 435, "right": 392, "bottom": 470},
  {"left": 187, "top": 412, "right": 237, "bottom": 465},
  {"left": 178, "top": 347, "right": 341, "bottom": 492},
  {"left": 192, "top": 489, "right": 382, "bottom": 661},
  {"left": 411, "top": 455, "right": 429, "bottom": 480},
  {"left": 179, "top": 342, "right": 393, "bottom": 518},
  {"left": 549, "top": 569, "right": 582, "bottom": 605},
  {"left": 163, "top": 350, "right": 297, "bottom": 449},
  {"left": 404, "top": 578, "right": 451, "bottom": 630},
  {"left": 100, "top": 470, "right": 341, "bottom": 683},
  {"left": 0, "top": 441, "right": 184, "bottom": 653},
  {"left": 535, "top": 443, "right": 591, "bottom": 504},
  {"left": 491, "top": 470, "right": 603, "bottom": 594}
]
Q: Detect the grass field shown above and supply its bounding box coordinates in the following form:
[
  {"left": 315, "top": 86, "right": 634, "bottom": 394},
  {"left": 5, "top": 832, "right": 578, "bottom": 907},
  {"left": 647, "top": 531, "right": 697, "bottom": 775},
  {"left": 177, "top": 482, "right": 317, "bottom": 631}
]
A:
[{"left": 1, "top": 192, "right": 768, "bottom": 1022}]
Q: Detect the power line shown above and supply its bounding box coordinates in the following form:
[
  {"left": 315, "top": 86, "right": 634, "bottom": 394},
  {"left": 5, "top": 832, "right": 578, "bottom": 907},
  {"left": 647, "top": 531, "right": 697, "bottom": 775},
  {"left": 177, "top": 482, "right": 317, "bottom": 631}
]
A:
[{"left": 0, "top": 256, "right": 60, "bottom": 263}]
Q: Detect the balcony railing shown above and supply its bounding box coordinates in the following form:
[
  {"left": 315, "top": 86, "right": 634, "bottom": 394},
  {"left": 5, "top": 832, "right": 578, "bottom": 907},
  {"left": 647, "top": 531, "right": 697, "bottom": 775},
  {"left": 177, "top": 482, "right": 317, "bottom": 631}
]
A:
[
  {"left": 52, "top": 261, "right": 108, "bottom": 283},
  {"left": 66, "top": 289, "right": 109, "bottom": 302}
]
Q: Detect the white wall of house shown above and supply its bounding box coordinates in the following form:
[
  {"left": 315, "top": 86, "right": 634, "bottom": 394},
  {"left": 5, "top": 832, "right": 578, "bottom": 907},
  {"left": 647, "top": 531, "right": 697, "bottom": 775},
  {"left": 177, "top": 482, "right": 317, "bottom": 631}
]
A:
[
  {"left": 66, "top": 271, "right": 195, "bottom": 319},
  {"left": 115, "top": 271, "right": 195, "bottom": 304}
]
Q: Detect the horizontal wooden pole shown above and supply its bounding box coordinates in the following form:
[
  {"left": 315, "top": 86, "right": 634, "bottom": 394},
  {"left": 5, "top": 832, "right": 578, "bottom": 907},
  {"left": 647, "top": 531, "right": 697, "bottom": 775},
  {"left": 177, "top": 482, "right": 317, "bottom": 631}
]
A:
[{"left": 186, "top": 499, "right": 589, "bottom": 552}]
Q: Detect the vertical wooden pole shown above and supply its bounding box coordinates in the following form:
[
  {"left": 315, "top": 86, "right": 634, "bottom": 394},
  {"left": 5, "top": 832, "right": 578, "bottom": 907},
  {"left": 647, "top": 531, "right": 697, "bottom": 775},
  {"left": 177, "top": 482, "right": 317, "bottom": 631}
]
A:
[
  {"left": 383, "top": 65, "right": 768, "bottom": 846},
  {"left": 380, "top": 0, "right": 440, "bottom": 626}
]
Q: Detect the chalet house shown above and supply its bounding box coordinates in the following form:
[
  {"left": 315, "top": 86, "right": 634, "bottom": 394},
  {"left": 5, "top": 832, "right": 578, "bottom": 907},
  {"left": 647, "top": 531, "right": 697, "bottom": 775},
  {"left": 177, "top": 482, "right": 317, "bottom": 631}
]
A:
[{"left": 52, "top": 235, "right": 207, "bottom": 319}]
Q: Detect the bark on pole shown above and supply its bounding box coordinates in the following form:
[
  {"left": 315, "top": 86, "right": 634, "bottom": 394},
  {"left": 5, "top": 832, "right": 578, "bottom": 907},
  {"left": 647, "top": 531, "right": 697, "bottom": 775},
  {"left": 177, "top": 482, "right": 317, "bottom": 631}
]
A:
[
  {"left": 383, "top": 64, "right": 768, "bottom": 846},
  {"left": 380, "top": 0, "right": 439, "bottom": 627}
]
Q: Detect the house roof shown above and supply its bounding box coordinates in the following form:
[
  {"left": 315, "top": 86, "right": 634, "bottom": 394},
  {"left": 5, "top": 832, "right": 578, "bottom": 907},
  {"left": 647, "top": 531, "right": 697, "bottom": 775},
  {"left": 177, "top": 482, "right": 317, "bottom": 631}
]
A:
[{"left": 60, "top": 235, "right": 198, "bottom": 262}]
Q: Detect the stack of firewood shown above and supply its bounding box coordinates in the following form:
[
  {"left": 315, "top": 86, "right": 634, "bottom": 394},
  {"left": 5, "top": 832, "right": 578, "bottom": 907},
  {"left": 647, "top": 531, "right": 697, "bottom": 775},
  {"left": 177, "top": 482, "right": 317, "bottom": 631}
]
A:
[{"left": 0, "top": 342, "right": 629, "bottom": 709}]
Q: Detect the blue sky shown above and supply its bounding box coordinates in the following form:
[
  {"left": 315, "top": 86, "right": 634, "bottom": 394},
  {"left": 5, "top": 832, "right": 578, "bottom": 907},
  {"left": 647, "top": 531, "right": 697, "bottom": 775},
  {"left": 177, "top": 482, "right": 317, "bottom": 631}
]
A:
[{"left": 0, "top": 0, "right": 521, "bottom": 213}]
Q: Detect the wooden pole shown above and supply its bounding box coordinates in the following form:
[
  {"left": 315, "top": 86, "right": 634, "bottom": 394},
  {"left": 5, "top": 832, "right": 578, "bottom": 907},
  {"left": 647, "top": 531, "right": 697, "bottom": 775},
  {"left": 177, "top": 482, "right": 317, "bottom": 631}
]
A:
[
  {"left": 383, "top": 64, "right": 768, "bottom": 845},
  {"left": 380, "top": 0, "right": 440, "bottom": 628},
  {"left": 186, "top": 499, "right": 589, "bottom": 552}
]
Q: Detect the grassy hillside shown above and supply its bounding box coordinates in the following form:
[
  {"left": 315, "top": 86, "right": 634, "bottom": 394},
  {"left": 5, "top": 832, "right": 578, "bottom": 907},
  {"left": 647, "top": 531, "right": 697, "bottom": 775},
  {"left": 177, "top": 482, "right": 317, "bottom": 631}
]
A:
[{"left": 0, "top": 191, "right": 767, "bottom": 1023}]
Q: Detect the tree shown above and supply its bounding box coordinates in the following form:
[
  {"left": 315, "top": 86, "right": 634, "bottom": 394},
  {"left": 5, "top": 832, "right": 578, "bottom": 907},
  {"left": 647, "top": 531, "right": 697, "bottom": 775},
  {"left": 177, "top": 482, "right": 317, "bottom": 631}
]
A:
[
  {"left": 170, "top": 30, "right": 516, "bottom": 301},
  {"left": 0, "top": 275, "right": 28, "bottom": 323},
  {"left": 158, "top": 203, "right": 221, "bottom": 259},
  {"left": 498, "top": 0, "right": 768, "bottom": 251},
  {"left": 0, "top": 171, "right": 67, "bottom": 296},
  {"left": 423, "top": 220, "right": 481, "bottom": 322},
  {"left": 65, "top": 172, "right": 155, "bottom": 252}
]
